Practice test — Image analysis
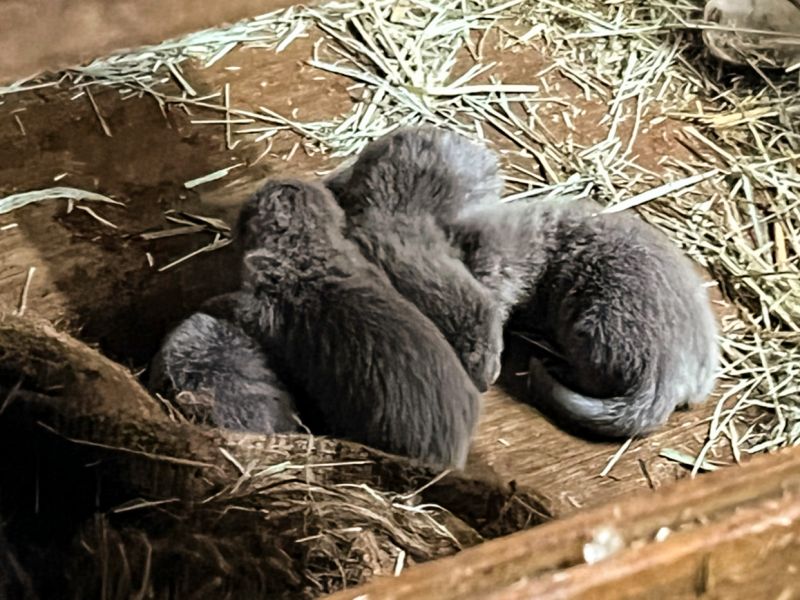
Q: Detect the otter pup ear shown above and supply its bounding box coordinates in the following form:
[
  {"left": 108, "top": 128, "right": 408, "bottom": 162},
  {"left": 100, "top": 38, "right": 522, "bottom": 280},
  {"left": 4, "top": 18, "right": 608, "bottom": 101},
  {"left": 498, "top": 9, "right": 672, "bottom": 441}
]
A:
[
  {"left": 323, "top": 158, "right": 356, "bottom": 201},
  {"left": 235, "top": 195, "right": 259, "bottom": 245},
  {"left": 243, "top": 248, "right": 269, "bottom": 271},
  {"left": 237, "top": 181, "right": 300, "bottom": 247}
]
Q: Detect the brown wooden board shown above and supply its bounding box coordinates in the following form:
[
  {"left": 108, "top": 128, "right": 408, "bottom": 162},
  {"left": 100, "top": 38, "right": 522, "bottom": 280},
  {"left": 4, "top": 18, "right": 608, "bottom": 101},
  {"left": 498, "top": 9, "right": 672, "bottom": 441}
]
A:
[
  {"left": 0, "top": 0, "right": 323, "bottom": 84},
  {"left": 327, "top": 444, "right": 800, "bottom": 600}
]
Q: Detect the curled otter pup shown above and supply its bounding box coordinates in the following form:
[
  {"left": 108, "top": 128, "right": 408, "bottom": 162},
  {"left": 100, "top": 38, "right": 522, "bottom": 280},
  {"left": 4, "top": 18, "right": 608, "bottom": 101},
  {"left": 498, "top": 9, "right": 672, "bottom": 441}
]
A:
[
  {"left": 326, "top": 126, "right": 505, "bottom": 391},
  {"left": 235, "top": 178, "right": 481, "bottom": 469},
  {"left": 149, "top": 312, "right": 299, "bottom": 434},
  {"left": 455, "top": 197, "right": 719, "bottom": 438}
]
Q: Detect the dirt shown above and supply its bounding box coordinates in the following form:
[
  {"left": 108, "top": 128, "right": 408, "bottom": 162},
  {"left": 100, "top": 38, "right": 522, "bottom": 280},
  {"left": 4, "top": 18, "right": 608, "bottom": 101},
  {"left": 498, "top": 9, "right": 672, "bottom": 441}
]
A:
[
  {"left": 0, "top": 29, "right": 734, "bottom": 517},
  {"left": 0, "top": 34, "right": 352, "bottom": 365}
]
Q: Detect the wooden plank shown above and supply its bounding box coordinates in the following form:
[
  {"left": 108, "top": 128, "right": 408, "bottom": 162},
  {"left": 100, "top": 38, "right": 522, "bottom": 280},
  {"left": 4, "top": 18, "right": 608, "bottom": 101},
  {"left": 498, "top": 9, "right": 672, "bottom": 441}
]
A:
[
  {"left": 489, "top": 494, "right": 800, "bottom": 600},
  {"left": 0, "top": 0, "right": 319, "bottom": 84},
  {"left": 327, "top": 445, "right": 800, "bottom": 600}
]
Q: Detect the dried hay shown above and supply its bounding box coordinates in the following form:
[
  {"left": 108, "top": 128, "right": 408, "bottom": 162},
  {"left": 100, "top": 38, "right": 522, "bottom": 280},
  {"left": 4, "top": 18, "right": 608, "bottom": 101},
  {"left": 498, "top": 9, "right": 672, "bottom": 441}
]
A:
[
  {"left": 0, "top": 186, "right": 122, "bottom": 216},
  {"left": 64, "top": 481, "right": 474, "bottom": 599}
]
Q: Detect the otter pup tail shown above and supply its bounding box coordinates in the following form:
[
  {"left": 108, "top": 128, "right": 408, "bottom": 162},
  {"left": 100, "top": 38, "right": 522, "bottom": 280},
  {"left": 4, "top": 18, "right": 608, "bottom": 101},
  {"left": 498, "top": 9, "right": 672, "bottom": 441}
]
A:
[{"left": 526, "top": 357, "right": 673, "bottom": 439}]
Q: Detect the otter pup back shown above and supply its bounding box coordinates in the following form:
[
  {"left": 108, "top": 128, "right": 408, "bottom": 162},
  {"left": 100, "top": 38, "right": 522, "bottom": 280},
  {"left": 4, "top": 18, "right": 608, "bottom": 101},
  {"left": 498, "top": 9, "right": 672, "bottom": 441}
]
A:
[
  {"left": 325, "top": 127, "right": 506, "bottom": 391},
  {"left": 236, "top": 179, "right": 482, "bottom": 469},
  {"left": 455, "top": 197, "right": 719, "bottom": 438},
  {"left": 149, "top": 312, "right": 299, "bottom": 434}
]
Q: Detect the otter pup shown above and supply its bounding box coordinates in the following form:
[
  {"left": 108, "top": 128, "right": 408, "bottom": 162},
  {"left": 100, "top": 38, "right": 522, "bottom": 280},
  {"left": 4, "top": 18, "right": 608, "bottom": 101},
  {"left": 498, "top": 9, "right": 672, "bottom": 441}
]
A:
[
  {"left": 149, "top": 311, "right": 300, "bottom": 434},
  {"left": 235, "top": 178, "right": 481, "bottom": 469},
  {"left": 454, "top": 197, "right": 719, "bottom": 438},
  {"left": 325, "top": 126, "right": 505, "bottom": 391},
  {"left": 326, "top": 126, "right": 503, "bottom": 221}
]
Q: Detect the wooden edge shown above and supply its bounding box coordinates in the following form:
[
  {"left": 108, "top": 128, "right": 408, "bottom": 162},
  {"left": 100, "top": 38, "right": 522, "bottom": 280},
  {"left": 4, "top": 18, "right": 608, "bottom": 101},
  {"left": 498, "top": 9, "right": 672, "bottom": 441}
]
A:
[
  {"left": 0, "top": 0, "right": 321, "bottom": 84},
  {"left": 488, "top": 491, "right": 800, "bottom": 599},
  {"left": 326, "top": 445, "right": 800, "bottom": 600}
]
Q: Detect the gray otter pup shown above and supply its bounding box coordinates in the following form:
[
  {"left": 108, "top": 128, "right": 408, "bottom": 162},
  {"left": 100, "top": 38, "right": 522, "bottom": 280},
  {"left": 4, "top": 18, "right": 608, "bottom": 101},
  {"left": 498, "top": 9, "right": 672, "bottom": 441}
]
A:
[
  {"left": 325, "top": 126, "right": 505, "bottom": 392},
  {"left": 455, "top": 197, "right": 719, "bottom": 438},
  {"left": 149, "top": 311, "right": 300, "bottom": 433},
  {"left": 236, "top": 178, "right": 481, "bottom": 469}
]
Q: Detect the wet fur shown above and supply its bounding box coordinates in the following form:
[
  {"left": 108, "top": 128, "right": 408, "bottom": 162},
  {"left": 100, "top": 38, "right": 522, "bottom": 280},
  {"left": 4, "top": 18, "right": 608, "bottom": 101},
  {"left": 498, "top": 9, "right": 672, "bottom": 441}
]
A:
[
  {"left": 235, "top": 178, "right": 481, "bottom": 469},
  {"left": 149, "top": 312, "right": 299, "bottom": 434},
  {"left": 455, "top": 198, "right": 719, "bottom": 438},
  {"left": 325, "top": 126, "right": 505, "bottom": 391}
]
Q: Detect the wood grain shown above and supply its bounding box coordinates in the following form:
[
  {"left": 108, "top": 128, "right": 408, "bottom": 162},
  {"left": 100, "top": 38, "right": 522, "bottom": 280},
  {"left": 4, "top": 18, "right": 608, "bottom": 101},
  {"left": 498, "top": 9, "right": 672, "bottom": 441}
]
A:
[
  {"left": 327, "top": 444, "right": 800, "bottom": 600},
  {"left": 0, "top": 0, "right": 321, "bottom": 84}
]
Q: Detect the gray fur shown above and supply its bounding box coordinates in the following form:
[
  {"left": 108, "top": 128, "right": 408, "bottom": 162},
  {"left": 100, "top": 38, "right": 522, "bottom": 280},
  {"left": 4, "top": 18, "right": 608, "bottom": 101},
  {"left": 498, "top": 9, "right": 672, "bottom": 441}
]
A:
[
  {"left": 455, "top": 198, "right": 719, "bottom": 438},
  {"left": 326, "top": 126, "right": 504, "bottom": 220},
  {"left": 235, "top": 178, "right": 481, "bottom": 469},
  {"left": 325, "top": 126, "right": 505, "bottom": 391},
  {"left": 149, "top": 312, "right": 299, "bottom": 434}
]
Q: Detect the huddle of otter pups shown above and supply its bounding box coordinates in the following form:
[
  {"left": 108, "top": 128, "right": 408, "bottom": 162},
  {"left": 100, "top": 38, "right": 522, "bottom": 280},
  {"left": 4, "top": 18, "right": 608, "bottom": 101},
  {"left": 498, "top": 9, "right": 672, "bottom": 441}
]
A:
[{"left": 149, "top": 126, "right": 719, "bottom": 469}]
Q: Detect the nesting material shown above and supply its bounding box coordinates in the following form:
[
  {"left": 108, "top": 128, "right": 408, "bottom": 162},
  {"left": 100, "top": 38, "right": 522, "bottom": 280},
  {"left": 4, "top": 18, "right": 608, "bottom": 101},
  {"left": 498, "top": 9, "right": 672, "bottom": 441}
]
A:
[
  {"left": 0, "top": 315, "right": 547, "bottom": 597},
  {"left": 64, "top": 481, "right": 474, "bottom": 599},
  {"left": 0, "top": 186, "right": 122, "bottom": 215}
]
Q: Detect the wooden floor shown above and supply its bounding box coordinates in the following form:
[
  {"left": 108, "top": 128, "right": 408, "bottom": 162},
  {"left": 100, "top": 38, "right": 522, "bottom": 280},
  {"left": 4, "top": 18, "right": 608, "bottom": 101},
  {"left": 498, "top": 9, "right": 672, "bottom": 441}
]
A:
[{"left": 0, "top": 28, "right": 735, "bottom": 519}]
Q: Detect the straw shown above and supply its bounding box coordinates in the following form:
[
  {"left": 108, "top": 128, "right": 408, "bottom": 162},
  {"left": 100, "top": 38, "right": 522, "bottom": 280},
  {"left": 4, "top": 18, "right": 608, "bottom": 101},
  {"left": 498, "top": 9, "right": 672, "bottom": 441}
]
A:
[
  {"left": 14, "top": 267, "right": 36, "bottom": 317},
  {"left": 0, "top": 187, "right": 123, "bottom": 215},
  {"left": 184, "top": 163, "right": 244, "bottom": 189}
]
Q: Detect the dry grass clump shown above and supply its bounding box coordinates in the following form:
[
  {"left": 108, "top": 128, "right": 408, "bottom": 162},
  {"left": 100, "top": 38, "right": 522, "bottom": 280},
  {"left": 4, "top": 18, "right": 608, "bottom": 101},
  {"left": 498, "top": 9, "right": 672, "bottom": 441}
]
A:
[
  {"left": 0, "top": 315, "right": 546, "bottom": 598},
  {"left": 65, "top": 478, "right": 478, "bottom": 599}
]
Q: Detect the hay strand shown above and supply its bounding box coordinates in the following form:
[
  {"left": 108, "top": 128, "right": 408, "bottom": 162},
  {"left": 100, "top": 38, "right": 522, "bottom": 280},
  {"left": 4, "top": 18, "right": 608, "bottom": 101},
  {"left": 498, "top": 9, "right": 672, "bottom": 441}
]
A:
[{"left": 0, "top": 186, "right": 122, "bottom": 215}]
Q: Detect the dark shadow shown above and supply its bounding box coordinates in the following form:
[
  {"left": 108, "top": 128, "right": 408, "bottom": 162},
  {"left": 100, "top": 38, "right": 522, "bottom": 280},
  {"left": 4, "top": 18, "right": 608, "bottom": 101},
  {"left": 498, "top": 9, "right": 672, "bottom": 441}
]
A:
[
  {"left": 496, "top": 331, "right": 624, "bottom": 445},
  {"left": 0, "top": 83, "right": 270, "bottom": 369}
]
